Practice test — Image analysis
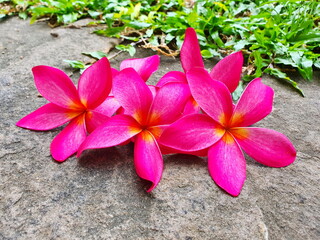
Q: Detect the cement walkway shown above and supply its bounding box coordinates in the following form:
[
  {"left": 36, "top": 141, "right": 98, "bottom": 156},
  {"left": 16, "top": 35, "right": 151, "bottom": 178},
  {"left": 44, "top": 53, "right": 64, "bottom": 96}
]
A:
[{"left": 1, "top": 17, "right": 319, "bottom": 240}]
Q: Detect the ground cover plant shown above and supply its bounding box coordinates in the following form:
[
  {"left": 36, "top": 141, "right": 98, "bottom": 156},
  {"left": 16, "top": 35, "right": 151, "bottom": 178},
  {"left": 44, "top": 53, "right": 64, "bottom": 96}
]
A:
[{"left": 1, "top": 0, "right": 320, "bottom": 95}]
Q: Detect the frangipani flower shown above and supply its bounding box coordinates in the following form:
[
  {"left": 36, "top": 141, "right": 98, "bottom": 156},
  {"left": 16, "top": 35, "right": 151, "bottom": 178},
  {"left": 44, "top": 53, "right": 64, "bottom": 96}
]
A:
[
  {"left": 160, "top": 68, "right": 296, "bottom": 196},
  {"left": 16, "top": 57, "right": 112, "bottom": 161},
  {"left": 180, "top": 28, "right": 243, "bottom": 93},
  {"left": 103, "top": 55, "right": 161, "bottom": 116},
  {"left": 157, "top": 28, "right": 243, "bottom": 114},
  {"left": 77, "top": 68, "right": 190, "bottom": 191}
]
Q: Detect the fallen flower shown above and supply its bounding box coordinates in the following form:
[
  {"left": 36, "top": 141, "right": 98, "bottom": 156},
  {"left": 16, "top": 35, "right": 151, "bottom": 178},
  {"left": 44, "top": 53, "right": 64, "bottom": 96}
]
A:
[
  {"left": 157, "top": 28, "right": 243, "bottom": 114},
  {"left": 180, "top": 28, "right": 243, "bottom": 93},
  {"left": 77, "top": 68, "right": 190, "bottom": 191},
  {"left": 16, "top": 57, "right": 112, "bottom": 161},
  {"left": 159, "top": 68, "right": 296, "bottom": 196}
]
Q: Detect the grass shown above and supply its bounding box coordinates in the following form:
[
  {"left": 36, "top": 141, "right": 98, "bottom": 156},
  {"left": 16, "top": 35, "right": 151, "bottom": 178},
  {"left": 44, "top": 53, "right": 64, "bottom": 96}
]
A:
[{"left": 1, "top": 0, "right": 320, "bottom": 95}]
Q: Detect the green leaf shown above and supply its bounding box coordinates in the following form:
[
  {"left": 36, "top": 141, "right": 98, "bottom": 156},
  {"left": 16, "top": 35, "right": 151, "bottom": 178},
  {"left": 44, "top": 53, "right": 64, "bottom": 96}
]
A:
[
  {"left": 131, "top": 2, "right": 141, "bottom": 19},
  {"left": 314, "top": 59, "right": 320, "bottom": 69},
  {"left": 232, "top": 81, "right": 244, "bottom": 101},
  {"left": 211, "top": 31, "right": 225, "bottom": 48},
  {"left": 201, "top": 50, "right": 213, "bottom": 59},
  {"left": 82, "top": 51, "right": 108, "bottom": 60},
  {"left": 252, "top": 51, "right": 268, "bottom": 76},
  {"left": 61, "top": 13, "right": 79, "bottom": 24},
  {"left": 94, "top": 26, "right": 125, "bottom": 37},
  {"left": 289, "top": 51, "right": 303, "bottom": 65},
  {"left": 232, "top": 39, "right": 250, "bottom": 51},
  {"left": 126, "top": 21, "right": 151, "bottom": 29},
  {"left": 300, "top": 56, "right": 313, "bottom": 69},
  {"left": 264, "top": 67, "right": 304, "bottom": 96},
  {"left": 63, "top": 60, "right": 86, "bottom": 69},
  {"left": 18, "top": 12, "right": 28, "bottom": 20},
  {"left": 116, "top": 44, "right": 136, "bottom": 56},
  {"left": 88, "top": 10, "right": 101, "bottom": 19},
  {"left": 145, "top": 29, "right": 153, "bottom": 37},
  {"left": 289, "top": 32, "right": 320, "bottom": 43},
  {"left": 275, "top": 57, "right": 298, "bottom": 67},
  {"left": 297, "top": 67, "right": 313, "bottom": 81},
  {"left": 298, "top": 56, "right": 313, "bottom": 81}
]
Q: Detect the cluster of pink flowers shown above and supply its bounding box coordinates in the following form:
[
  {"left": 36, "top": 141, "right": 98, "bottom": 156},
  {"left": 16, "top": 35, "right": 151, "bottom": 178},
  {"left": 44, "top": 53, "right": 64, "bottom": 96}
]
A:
[{"left": 17, "top": 28, "right": 296, "bottom": 196}]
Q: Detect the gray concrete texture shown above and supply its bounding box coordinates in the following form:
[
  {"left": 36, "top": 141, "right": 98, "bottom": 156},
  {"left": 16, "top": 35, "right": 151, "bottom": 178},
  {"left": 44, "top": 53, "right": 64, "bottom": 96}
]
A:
[{"left": 0, "top": 17, "right": 319, "bottom": 240}]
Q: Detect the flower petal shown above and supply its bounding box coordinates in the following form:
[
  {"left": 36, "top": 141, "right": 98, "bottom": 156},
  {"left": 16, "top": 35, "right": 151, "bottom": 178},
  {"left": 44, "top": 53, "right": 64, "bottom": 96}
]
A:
[
  {"left": 32, "top": 66, "right": 81, "bottom": 108},
  {"left": 78, "top": 57, "right": 112, "bottom": 109},
  {"left": 210, "top": 51, "right": 243, "bottom": 93},
  {"left": 16, "top": 103, "right": 79, "bottom": 130},
  {"left": 85, "top": 110, "right": 110, "bottom": 133},
  {"left": 112, "top": 68, "right": 153, "bottom": 125},
  {"left": 187, "top": 68, "right": 233, "bottom": 126},
  {"left": 159, "top": 114, "right": 225, "bottom": 152},
  {"left": 180, "top": 28, "right": 205, "bottom": 72},
  {"left": 148, "top": 83, "right": 191, "bottom": 125},
  {"left": 77, "top": 114, "right": 142, "bottom": 157},
  {"left": 148, "top": 85, "right": 158, "bottom": 98},
  {"left": 208, "top": 133, "right": 246, "bottom": 196},
  {"left": 120, "top": 55, "right": 160, "bottom": 82},
  {"left": 51, "top": 115, "right": 87, "bottom": 162},
  {"left": 230, "top": 78, "right": 274, "bottom": 127},
  {"left": 111, "top": 67, "right": 119, "bottom": 76},
  {"left": 134, "top": 130, "right": 163, "bottom": 192},
  {"left": 93, "top": 96, "right": 121, "bottom": 117},
  {"left": 183, "top": 97, "right": 200, "bottom": 115},
  {"left": 156, "top": 71, "right": 187, "bottom": 87},
  {"left": 147, "top": 125, "right": 167, "bottom": 140},
  {"left": 231, "top": 127, "right": 296, "bottom": 167}
]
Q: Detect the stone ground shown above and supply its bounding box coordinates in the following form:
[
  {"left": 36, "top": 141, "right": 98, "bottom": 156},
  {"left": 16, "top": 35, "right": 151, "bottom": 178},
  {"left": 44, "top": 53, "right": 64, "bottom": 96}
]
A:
[{"left": 0, "top": 17, "right": 319, "bottom": 240}]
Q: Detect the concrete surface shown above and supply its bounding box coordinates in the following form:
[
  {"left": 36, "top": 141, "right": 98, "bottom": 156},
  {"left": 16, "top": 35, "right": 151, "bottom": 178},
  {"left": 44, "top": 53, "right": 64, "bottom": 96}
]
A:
[{"left": 0, "top": 17, "right": 319, "bottom": 240}]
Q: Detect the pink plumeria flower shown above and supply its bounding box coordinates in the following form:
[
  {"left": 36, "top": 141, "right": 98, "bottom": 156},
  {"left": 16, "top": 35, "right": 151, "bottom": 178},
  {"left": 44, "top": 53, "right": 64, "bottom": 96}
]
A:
[
  {"left": 160, "top": 68, "right": 296, "bottom": 196},
  {"left": 157, "top": 27, "right": 243, "bottom": 114},
  {"left": 16, "top": 57, "right": 112, "bottom": 161},
  {"left": 103, "top": 55, "right": 161, "bottom": 116},
  {"left": 77, "top": 68, "right": 190, "bottom": 192}
]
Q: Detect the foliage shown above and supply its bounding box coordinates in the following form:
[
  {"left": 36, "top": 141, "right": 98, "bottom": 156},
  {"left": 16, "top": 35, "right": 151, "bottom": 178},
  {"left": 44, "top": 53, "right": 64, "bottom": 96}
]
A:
[{"left": 2, "top": 0, "right": 320, "bottom": 94}]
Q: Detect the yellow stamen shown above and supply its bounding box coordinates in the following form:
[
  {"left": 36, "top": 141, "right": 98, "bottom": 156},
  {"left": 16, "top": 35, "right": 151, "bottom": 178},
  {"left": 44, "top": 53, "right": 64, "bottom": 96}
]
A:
[
  {"left": 221, "top": 132, "right": 235, "bottom": 144},
  {"left": 140, "top": 130, "right": 154, "bottom": 143}
]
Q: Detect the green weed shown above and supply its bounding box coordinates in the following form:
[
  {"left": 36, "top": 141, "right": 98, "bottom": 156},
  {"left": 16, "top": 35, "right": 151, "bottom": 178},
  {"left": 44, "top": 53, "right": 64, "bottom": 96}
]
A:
[{"left": 1, "top": 0, "right": 319, "bottom": 94}]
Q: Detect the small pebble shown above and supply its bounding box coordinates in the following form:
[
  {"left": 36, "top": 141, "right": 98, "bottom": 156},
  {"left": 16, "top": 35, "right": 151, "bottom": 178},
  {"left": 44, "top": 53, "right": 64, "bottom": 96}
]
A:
[{"left": 50, "top": 32, "right": 59, "bottom": 38}]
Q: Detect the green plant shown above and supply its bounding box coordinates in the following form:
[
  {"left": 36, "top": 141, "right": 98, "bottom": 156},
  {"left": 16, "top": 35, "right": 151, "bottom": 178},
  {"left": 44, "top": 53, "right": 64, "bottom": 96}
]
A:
[{"left": 2, "top": 0, "right": 320, "bottom": 95}]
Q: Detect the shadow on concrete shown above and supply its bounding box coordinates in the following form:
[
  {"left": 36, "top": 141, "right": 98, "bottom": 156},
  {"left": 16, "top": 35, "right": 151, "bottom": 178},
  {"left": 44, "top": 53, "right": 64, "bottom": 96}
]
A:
[
  {"left": 77, "top": 142, "right": 134, "bottom": 168},
  {"left": 164, "top": 153, "right": 207, "bottom": 167}
]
